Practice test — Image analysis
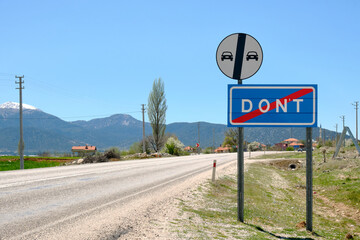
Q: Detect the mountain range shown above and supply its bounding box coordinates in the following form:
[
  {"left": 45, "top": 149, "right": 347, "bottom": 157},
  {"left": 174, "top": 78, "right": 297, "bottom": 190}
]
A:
[{"left": 0, "top": 102, "right": 336, "bottom": 154}]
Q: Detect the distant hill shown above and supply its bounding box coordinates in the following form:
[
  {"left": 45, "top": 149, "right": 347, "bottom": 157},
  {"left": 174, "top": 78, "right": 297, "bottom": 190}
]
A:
[{"left": 0, "top": 102, "right": 338, "bottom": 154}]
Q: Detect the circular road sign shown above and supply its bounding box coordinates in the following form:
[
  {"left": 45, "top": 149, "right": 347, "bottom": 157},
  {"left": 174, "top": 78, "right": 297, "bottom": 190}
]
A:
[{"left": 216, "top": 33, "right": 263, "bottom": 80}]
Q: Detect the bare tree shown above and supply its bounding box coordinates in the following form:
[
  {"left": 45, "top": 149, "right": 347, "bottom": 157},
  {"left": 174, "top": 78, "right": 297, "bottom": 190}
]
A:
[{"left": 147, "top": 78, "right": 167, "bottom": 152}]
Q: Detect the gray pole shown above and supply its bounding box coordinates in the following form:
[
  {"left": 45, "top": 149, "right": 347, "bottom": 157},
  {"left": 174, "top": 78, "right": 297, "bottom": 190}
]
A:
[
  {"left": 353, "top": 101, "right": 358, "bottom": 142},
  {"left": 142, "top": 104, "right": 146, "bottom": 153},
  {"left": 340, "top": 115, "right": 345, "bottom": 147},
  {"left": 340, "top": 115, "right": 345, "bottom": 129},
  {"left": 306, "top": 127, "right": 313, "bottom": 232},
  {"left": 212, "top": 128, "right": 215, "bottom": 153},
  {"left": 237, "top": 79, "right": 244, "bottom": 222},
  {"left": 15, "top": 75, "right": 24, "bottom": 170},
  {"left": 198, "top": 122, "right": 200, "bottom": 154}
]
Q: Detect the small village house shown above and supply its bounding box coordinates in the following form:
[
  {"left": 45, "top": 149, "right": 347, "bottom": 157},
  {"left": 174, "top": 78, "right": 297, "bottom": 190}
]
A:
[
  {"left": 214, "top": 146, "right": 232, "bottom": 153},
  {"left": 71, "top": 145, "right": 97, "bottom": 156},
  {"left": 275, "top": 138, "right": 304, "bottom": 150},
  {"left": 184, "top": 146, "right": 194, "bottom": 152}
]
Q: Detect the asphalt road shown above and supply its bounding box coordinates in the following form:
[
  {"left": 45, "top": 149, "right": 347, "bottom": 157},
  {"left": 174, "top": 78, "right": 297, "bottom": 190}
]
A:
[{"left": 0, "top": 152, "right": 260, "bottom": 239}]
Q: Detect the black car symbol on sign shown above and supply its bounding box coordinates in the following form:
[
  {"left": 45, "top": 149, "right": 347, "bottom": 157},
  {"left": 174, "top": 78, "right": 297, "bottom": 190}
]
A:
[
  {"left": 221, "top": 51, "right": 233, "bottom": 61},
  {"left": 246, "top": 51, "right": 258, "bottom": 61}
]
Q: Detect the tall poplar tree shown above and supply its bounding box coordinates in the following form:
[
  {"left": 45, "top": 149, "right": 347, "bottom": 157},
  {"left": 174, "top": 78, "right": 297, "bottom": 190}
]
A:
[{"left": 147, "top": 78, "right": 167, "bottom": 152}]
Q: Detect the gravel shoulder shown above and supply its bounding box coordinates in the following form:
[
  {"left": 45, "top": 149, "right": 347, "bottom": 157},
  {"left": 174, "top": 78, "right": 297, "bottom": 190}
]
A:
[
  {"left": 116, "top": 157, "right": 239, "bottom": 239},
  {"left": 117, "top": 152, "right": 266, "bottom": 239}
]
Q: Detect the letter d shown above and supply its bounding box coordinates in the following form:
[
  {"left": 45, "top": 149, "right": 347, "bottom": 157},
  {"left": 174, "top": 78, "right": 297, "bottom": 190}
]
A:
[{"left": 242, "top": 99, "right": 253, "bottom": 113}]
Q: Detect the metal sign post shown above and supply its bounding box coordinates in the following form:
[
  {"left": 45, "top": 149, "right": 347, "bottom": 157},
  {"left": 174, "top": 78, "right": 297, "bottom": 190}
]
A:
[
  {"left": 306, "top": 127, "right": 313, "bottom": 232},
  {"left": 237, "top": 119, "right": 244, "bottom": 222},
  {"left": 237, "top": 80, "right": 244, "bottom": 222}
]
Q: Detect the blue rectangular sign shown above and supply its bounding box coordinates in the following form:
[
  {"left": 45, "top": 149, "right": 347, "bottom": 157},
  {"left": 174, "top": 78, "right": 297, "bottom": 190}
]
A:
[{"left": 228, "top": 84, "right": 318, "bottom": 127}]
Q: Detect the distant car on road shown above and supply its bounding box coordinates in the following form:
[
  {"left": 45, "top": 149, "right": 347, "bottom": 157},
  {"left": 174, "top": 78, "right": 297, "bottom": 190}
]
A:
[
  {"left": 298, "top": 148, "right": 313, "bottom": 152},
  {"left": 246, "top": 51, "right": 258, "bottom": 61},
  {"left": 221, "top": 51, "right": 233, "bottom": 61}
]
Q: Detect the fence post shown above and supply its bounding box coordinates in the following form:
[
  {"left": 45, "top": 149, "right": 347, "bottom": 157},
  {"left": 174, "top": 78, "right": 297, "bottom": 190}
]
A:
[{"left": 212, "top": 160, "right": 217, "bottom": 182}]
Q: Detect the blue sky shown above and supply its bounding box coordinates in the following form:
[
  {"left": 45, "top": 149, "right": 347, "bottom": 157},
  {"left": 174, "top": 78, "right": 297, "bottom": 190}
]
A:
[{"left": 0, "top": 0, "right": 359, "bottom": 134}]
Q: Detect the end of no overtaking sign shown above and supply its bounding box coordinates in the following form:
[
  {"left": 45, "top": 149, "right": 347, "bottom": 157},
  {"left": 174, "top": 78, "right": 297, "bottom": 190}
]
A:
[{"left": 228, "top": 84, "right": 318, "bottom": 127}]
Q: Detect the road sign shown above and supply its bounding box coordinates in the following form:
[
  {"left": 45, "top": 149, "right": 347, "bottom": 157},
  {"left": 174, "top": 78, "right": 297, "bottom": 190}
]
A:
[
  {"left": 216, "top": 33, "right": 263, "bottom": 80},
  {"left": 196, "top": 143, "right": 200, "bottom": 148},
  {"left": 228, "top": 84, "right": 317, "bottom": 127}
]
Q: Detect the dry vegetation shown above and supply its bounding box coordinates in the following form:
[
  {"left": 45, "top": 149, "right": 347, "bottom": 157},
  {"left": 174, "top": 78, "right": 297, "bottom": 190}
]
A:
[{"left": 171, "top": 147, "right": 360, "bottom": 239}]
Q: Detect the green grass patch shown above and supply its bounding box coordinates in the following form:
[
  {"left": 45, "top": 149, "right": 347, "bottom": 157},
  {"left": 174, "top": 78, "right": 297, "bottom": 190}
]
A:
[
  {"left": 253, "top": 152, "right": 306, "bottom": 159},
  {"left": 0, "top": 156, "right": 77, "bottom": 160},
  {"left": 0, "top": 159, "right": 65, "bottom": 171},
  {"left": 173, "top": 158, "right": 360, "bottom": 239}
]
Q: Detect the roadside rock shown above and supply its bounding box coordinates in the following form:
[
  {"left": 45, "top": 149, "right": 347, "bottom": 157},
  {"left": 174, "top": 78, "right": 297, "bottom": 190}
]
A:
[
  {"left": 346, "top": 233, "right": 354, "bottom": 239},
  {"left": 296, "top": 221, "right": 306, "bottom": 229}
]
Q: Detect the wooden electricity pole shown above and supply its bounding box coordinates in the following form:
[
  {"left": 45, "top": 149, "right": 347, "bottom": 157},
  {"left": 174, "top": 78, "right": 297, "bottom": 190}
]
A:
[
  {"left": 15, "top": 75, "right": 25, "bottom": 169},
  {"left": 142, "top": 104, "right": 146, "bottom": 153}
]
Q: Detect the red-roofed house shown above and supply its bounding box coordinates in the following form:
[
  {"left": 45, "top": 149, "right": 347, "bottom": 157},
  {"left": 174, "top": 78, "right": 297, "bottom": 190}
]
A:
[
  {"left": 184, "top": 146, "right": 194, "bottom": 152},
  {"left": 214, "top": 146, "right": 232, "bottom": 153},
  {"left": 274, "top": 138, "right": 304, "bottom": 150},
  {"left": 72, "top": 145, "right": 97, "bottom": 156}
]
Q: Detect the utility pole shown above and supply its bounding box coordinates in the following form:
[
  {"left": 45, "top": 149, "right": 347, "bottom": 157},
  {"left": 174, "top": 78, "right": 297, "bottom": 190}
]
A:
[
  {"left": 15, "top": 75, "right": 24, "bottom": 170},
  {"left": 352, "top": 101, "right": 359, "bottom": 142},
  {"left": 141, "top": 104, "right": 146, "bottom": 153},
  {"left": 212, "top": 128, "right": 215, "bottom": 153},
  {"left": 340, "top": 115, "right": 345, "bottom": 147},
  {"left": 340, "top": 115, "right": 345, "bottom": 129},
  {"left": 197, "top": 122, "right": 200, "bottom": 155}
]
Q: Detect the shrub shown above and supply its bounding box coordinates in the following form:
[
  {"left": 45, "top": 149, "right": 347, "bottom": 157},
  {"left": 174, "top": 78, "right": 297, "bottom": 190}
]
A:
[
  {"left": 163, "top": 137, "right": 184, "bottom": 156},
  {"left": 248, "top": 141, "right": 260, "bottom": 152},
  {"left": 286, "top": 147, "right": 294, "bottom": 151},
  {"left": 166, "top": 142, "right": 176, "bottom": 155},
  {"left": 203, "top": 147, "right": 214, "bottom": 154},
  {"left": 325, "top": 140, "right": 334, "bottom": 147},
  {"left": 104, "top": 147, "right": 121, "bottom": 159}
]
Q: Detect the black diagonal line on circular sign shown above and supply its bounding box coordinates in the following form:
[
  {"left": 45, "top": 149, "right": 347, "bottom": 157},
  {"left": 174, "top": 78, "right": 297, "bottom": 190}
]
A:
[{"left": 232, "top": 34, "right": 246, "bottom": 80}]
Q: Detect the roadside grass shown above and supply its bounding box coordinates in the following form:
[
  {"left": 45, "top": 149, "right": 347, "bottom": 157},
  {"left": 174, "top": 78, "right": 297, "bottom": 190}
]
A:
[
  {"left": 0, "top": 156, "right": 77, "bottom": 161},
  {"left": 0, "top": 156, "right": 76, "bottom": 171},
  {"left": 253, "top": 151, "right": 306, "bottom": 159},
  {"left": 0, "top": 159, "right": 63, "bottom": 171},
  {"left": 173, "top": 150, "right": 360, "bottom": 239}
]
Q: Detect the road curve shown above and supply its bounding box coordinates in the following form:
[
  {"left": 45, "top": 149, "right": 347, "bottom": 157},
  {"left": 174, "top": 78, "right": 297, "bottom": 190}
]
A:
[{"left": 0, "top": 152, "right": 262, "bottom": 239}]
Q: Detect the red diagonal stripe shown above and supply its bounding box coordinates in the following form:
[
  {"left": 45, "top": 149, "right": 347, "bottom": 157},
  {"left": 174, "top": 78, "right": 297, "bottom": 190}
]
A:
[{"left": 232, "top": 88, "right": 313, "bottom": 123}]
